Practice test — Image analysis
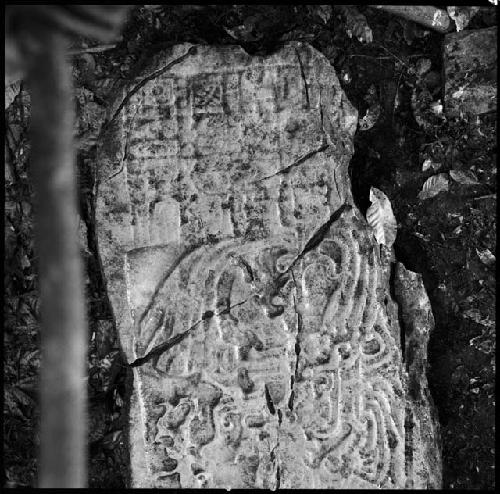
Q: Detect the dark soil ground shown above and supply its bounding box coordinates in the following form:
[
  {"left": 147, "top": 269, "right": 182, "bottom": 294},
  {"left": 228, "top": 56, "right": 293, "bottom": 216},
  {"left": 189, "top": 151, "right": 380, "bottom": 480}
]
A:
[{"left": 4, "top": 5, "right": 496, "bottom": 489}]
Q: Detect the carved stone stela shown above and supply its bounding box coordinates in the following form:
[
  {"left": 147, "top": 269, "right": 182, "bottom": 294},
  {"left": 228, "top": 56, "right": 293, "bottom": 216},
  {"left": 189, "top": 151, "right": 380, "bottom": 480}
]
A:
[{"left": 96, "top": 43, "right": 440, "bottom": 488}]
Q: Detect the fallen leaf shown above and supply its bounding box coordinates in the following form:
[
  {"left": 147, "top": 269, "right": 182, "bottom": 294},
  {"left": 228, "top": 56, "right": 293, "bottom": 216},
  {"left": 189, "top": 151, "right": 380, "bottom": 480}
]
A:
[
  {"left": 464, "top": 309, "right": 495, "bottom": 327},
  {"left": 4, "top": 385, "right": 36, "bottom": 419},
  {"left": 422, "top": 158, "right": 442, "bottom": 172},
  {"left": 476, "top": 247, "right": 495, "bottom": 266},
  {"left": 20, "top": 349, "right": 40, "bottom": 370},
  {"left": 4, "top": 387, "right": 28, "bottom": 420},
  {"left": 358, "top": 103, "right": 381, "bottom": 131},
  {"left": 418, "top": 173, "right": 449, "bottom": 200},
  {"left": 422, "top": 159, "right": 433, "bottom": 171},
  {"left": 450, "top": 169, "right": 480, "bottom": 186},
  {"left": 366, "top": 187, "right": 397, "bottom": 248},
  {"left": 101, "top": 430, "right": 123, "bottom": 451},
  {"left": 415, "top": 58, "right": 432, "bottom": 77},
  {"left": 115, "top": 392, "right": 124, "bottom": 408}
]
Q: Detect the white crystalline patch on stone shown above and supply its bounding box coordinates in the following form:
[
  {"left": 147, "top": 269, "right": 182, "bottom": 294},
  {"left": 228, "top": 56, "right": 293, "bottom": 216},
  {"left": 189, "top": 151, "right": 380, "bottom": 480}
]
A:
[{"left": 96, "top": 42, "right": 440, "bottom": 489}]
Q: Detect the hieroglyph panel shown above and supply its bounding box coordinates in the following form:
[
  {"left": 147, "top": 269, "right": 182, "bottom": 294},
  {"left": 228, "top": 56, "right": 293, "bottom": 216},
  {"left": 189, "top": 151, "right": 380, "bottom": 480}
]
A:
[{"left": 96, "top": 43, "right": 436, "bottom": 488}]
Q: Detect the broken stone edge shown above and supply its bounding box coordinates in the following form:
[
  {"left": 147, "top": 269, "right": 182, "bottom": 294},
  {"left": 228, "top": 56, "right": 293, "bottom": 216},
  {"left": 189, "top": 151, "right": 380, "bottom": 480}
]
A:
[{"left": 394, "top": 262, "right": 442, "bottom": 489}]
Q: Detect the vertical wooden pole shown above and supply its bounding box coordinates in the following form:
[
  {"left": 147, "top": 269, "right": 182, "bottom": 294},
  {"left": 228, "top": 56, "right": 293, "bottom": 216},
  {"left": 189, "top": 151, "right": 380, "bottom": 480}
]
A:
[{"left": 24, "top": 25, "right": 87, "bottom": 487}]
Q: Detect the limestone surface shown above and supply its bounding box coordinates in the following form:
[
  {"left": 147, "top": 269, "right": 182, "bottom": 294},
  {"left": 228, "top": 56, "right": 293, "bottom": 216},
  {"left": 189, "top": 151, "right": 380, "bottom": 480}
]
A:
[{"left": 96, "top": 42, "right": 440, "bottom": 488}]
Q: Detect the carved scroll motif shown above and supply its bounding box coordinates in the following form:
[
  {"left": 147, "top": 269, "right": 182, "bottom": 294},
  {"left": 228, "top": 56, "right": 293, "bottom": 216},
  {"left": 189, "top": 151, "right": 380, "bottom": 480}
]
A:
[{"left": 131, "top": 210, "right": 404, "bottom": 488}]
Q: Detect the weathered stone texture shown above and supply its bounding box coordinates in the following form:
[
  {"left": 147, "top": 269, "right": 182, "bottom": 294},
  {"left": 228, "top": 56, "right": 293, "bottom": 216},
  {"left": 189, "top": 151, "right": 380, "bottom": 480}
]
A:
[
  {"left": 96, "top": 42, "right": 440, "bottom": 488},
  {"left": 443, "top": 27, "right": 497, "bottom": 117},
  {"left": 394, "top": 263, "right": 442, "bottom": 489}
]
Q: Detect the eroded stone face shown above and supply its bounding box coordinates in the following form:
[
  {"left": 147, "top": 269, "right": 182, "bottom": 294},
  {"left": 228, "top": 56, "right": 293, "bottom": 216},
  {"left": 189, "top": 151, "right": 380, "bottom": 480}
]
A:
[{"left": 96, "top": 43, "right": 438, "bottom": 488}]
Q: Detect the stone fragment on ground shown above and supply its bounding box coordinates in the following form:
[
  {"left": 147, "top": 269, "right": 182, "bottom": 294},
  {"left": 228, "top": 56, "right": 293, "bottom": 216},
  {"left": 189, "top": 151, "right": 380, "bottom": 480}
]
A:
[
  {"left": 96, "top": 42, "right": 441, "bottom": 489},
  {"left": 443, "top": 26, "right": 497, "bottom": 118}
]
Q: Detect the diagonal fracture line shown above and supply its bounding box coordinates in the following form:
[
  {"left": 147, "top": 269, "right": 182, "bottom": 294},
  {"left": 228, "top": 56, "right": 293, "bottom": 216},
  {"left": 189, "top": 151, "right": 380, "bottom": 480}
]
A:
[
  {"left": 105, "top": 102, "right": 141, "bottom": 182},
  {"left": 282, "top": 203, "right": 352, "bottom": 275},
  {"left": 106, "top": 45, "right": 198, "bottom": 128},
  {"left": 288, "top": 271, "right": 301, "bottom": 412},
  {"left": 258, "top": 144, "right": 329, "bottom": 182},
  {"left": 294, "top": 47, "right": 310, "bottom": 108},
  {"left": 129, "top": 298, "right": 250, "bottom": 368}
]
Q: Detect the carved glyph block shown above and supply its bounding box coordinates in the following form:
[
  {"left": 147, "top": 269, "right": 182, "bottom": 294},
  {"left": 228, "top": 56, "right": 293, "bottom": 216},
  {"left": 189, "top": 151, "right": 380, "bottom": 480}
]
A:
[{"left": 96, "top": 42, "right": 440, "bottom": 488}]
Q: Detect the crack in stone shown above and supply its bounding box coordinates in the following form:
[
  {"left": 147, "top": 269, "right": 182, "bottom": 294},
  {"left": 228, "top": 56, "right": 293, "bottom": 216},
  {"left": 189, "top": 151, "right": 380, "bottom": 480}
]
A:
[
  {"left": 105, "top": 101, "right": 141, "bottom": 182},
  {"left": 319, "top": 98, "right": 325, "bottom": 132},
  {"left": 258, "top": 143, "right": 329, "bottom": 181},
  {"left": 130, "top": 298, "right": 251, "bottom": 367},
  {"left": 131, "top": 245, "right": 201, "bottom": 344},
  {"left": 294, "top": 47, "right": 310, "bottom": 108},
  {"left": 404, "top": 403, "right": 415, "bottom": 488},
  {"left": 318, "top": 81, "right": 336, "bottom": 147},
  {"left": 276, "top": 410, "right": 282, "bottom": 490},
  {"left": 269, "top": 443, "right": 278, "bottom": 490},
  {"left": 288, "top": 273, "right": 302, "bottom": 412},
  {"left": 263, "top": 381, "right": 283, "bottom": 488},
  {"left": 283, "top": 203, "right": 352, "bottom": 275},
  {"left": 106, "top": 45, "right": 198, "bottom": 127},
  {"left": 283, "top": 205, "right": 351, "bottom": 413},
  {"left": 389, "top": 261, "right": 406, "bottom": 365},
  {"left": 269, "top": 430, "right": 280, "bottom": 490},
  {"left": 264, "top": 383, "right": 276, "bottom": 415},
  {"left": 287, "top": 375, "right": 295, "bottom": 411},
  {"left": 309, "top": 423, "right": 353, "bottom": 469},
  {"left": 239, "top": 257, "right": 255, "bottom": 282},
  {"left": 333, "top": 166, "right": 341, "bottom": 201}
]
